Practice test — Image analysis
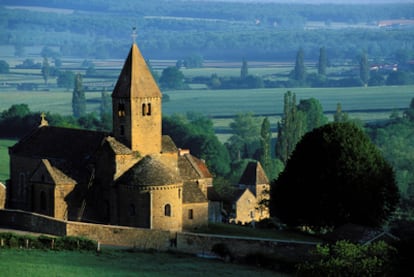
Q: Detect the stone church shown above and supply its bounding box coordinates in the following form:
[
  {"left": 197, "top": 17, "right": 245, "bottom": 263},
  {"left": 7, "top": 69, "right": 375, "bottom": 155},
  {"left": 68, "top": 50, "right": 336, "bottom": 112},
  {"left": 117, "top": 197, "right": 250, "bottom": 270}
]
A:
[{"left": 6, "top": 41, "right": 215, "bottom": 232}]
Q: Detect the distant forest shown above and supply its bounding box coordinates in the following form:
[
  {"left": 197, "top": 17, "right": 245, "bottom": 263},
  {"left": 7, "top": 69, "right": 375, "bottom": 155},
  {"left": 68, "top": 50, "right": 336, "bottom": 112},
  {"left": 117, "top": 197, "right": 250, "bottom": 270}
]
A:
[{"left": 0, "top": 0, "right": 413, "bottom": 61}]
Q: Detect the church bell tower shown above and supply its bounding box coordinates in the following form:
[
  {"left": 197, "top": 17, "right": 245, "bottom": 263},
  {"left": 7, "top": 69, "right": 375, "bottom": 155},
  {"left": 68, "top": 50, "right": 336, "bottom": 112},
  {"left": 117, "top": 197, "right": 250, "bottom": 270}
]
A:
[{"left": 112, "top": 38, "right": 162, "bottom": 156}]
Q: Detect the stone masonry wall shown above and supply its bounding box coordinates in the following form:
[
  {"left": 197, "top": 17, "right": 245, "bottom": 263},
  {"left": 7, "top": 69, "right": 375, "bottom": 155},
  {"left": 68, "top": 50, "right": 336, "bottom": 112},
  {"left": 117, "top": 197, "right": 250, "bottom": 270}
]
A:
[{"left": 0, "top": 209, "right": 317, "bottom": 259}]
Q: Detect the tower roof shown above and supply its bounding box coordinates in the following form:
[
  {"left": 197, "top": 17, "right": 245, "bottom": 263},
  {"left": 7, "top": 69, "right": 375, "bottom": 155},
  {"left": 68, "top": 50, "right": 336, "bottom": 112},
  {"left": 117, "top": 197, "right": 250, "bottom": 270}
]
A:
[
  {"left": 112, "top": 43, "right": 161, "bottom": 99},
  {"left": 239, "top": 161, "right": 269, "bottom": 186}
]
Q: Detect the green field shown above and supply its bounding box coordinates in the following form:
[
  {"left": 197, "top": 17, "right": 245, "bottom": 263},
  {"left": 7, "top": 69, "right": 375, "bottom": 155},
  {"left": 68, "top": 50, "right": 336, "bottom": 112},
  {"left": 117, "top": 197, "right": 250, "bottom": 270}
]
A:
[
  {"left": 0, "top": 139, "right": 16, "bottom": 183},
  {"left": 0, "top": 248, "right": 284, "bottom": 277}
]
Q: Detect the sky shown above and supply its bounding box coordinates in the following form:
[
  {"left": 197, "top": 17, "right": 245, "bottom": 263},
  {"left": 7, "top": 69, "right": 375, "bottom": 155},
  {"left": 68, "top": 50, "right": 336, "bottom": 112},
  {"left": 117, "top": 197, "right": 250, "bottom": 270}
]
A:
[{"left": 210, "top": 0, "right": 414, "bottom": 3}]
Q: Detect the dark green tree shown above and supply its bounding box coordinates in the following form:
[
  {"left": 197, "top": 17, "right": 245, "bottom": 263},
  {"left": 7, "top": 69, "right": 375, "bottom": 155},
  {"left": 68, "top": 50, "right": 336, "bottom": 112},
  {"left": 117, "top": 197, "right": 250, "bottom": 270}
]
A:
[
  {"left": 41, "top": 57, "right": 50, "bottom": 85},
  {"left": 293, "top": 47, "right": 306, "bottom": 84},
  {"left": 403, "top": 97, "right": 414, "bottom": 121},
  {"left": 57, "top": 71, "right": 75, "bottom": 90},
  {"left": 72, "top": 73, "right": 86, "bottom": 118},
  {"left": 259, "top": 117, "right": 272, "bottom": 178},
  {"left": 359, "top": 52, "right": 370, "bottom": 87},
  {"left": 240, "top": 58, "right": 248, "bottom": 80},
  {"left": 297, "top": 98, "right": 327, "bottom": 132},
  {"left": 271, "top": 122, "right": 400, "bottom": 229},
  {"left": 159, "top": 66, "right": 185, "bottom": 89},
  {"left": 228, "top": 112, "right": 261, "bottom": 160},
  {"left": 318, "top": 47, "right": 327, "bottom": 76},
  {"left": 333, "top": 103, "right": 349, "bottom": 122},
  {"left": 0, "top": 60, "right": 10, "bottom": 74},
  {"left": 275, "top": 91, "right": 306, "bottom": 165},
  {"left": 100, "top": 89, "right": 112, "bottom": 131}
]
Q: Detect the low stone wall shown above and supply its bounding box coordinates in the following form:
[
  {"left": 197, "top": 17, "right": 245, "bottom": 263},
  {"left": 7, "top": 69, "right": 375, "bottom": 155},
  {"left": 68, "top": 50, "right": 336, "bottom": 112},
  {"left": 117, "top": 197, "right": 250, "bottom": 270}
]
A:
[
  {"left": 0, "top": 209, "right": 318, "bottom": 259},
  {"left": 66, "top": 221, "right": 170, "bottom": 249},
  {"left": 177, "top": 232, "right": 318, "bottom": 260},
  {"left": 0, "top": 209, "right": 66, "bottom": 236}
]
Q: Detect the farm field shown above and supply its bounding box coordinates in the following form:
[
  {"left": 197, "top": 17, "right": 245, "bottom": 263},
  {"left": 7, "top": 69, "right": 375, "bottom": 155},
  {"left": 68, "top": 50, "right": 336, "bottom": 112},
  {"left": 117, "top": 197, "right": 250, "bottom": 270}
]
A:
[{"left": 0, "top": 248, "right": 284, "bottom": 277}]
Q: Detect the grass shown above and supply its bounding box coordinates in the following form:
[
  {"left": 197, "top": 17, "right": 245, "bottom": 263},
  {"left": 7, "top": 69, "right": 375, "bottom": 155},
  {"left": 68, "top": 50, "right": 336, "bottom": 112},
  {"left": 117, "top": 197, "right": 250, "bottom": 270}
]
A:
[
  {"left": 0, "top": 139, "right": 16, "bottom": 183},
  {"left": 195, "top": 223, "right": 321, "bottom": 243},
  {"left": 0, "top": 248, "right": 286, "bottom": 277}
]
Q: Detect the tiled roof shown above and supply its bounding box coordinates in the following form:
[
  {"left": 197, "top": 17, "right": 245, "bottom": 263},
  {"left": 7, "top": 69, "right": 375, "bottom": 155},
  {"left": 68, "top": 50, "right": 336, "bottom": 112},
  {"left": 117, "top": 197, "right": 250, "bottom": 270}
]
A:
[
  {"left": 105, "top": 136, "right": 133, "bottom": 155},
  {"left": 30, "top": 159, "right": 76, "bottom": 185},
  {"left": 112, "top": 43, "right": 161, "bottom": 99},
  {"left": 238, "top": 161, "right": 269, "bottom": 186},
  {"left": 178, "top": 154, "right": 212, "bottom": 180},
  {"left": 183, "top": 181, "right": 207, "bottom": 204},
  {"left": 118, "top": 154, "right": 180, "bottom": 187},
  {"left": 10, "top": 126, "right": 107, "bottom": 183},
  {"left": 162, "top": 135, "right": 178, "bottom": 153}
]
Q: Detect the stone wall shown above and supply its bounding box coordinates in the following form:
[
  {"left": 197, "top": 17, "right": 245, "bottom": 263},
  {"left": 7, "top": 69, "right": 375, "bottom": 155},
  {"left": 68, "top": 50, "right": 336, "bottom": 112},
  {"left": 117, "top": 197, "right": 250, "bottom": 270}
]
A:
[{"left": 0, "top": 209, "right": 318, "bottom": 259}]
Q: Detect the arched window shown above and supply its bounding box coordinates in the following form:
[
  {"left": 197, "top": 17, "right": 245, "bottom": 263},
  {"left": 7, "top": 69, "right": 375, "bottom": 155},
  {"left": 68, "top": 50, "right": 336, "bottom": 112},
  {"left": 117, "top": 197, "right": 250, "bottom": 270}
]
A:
[
  {"left": 164, "top": 204, "right": 171, "bottom": 217},
  {"left": 118, "top": 103, "right": 126, "bottom": 117},
  {"left": 142, "top": 103, "right": 146, "bottom": 116},
  {"left": 188, "top": 209, "right": 194, "bottom": 220},
  {"left": 147, "top": 103, "right": 151, "bottom": 116},
  {"left": 40, "top": 190, "right": 47, "bottom": 211},
  {"left": 178, "top": 188, "right": 181, "bottom": 199}
]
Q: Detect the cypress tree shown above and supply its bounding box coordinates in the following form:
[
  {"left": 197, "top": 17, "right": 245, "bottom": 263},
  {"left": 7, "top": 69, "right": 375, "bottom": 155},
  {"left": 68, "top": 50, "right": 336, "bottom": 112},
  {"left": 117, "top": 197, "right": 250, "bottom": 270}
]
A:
[
  {"left": 72, "top": 73, "right": 86, "bottom": 118},
  {"left": 294, "top": 48, "right": 306, "bottom": 84},
  {"left": 359, "top": 52, "right": 370, "bottom": 87},
  {"left": 259, "top": 117, "right": 272, "bottom": 177},
  {"left": 318, "top": 47, "right": 327, "bottom": 76},
  {"left": 240, "top": 58, "right": 248, "bottom": 80}
]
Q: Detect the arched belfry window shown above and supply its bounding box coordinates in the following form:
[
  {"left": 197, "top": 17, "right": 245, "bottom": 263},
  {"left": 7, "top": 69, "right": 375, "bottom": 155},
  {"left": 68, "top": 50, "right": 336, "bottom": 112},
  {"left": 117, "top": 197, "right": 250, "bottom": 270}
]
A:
[
  {"left": 118, "top": 102, "right": 126, "bottom": 117},
  {"left": 164, "top": 204, "right": 171, "bottom": 217},
  {"left": 142, "top": 103, "right": 152, "bottom": 117},
  {"left": 147, "top": 103, "right": 151, "bottom": 116}
]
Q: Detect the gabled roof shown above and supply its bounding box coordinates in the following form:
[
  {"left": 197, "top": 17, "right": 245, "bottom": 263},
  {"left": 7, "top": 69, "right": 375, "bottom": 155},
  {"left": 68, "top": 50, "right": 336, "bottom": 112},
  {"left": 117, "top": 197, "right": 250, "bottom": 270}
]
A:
[
  {"left": 112, "top": 43, "right": 161, "bottom": 99},
  {"left": 105, "top": 136, "right": 133, "bottom": 155},
  {"left": 183, "top": 181, "right": 207, "bottom": 204},
  {"left": 178, "top": 154, "right": 212, "bottom": 180},
  {"left": 238, "top": 161, "right": 269, "bottom": 186},
  {"left": 30, "top": 159, "right": 76, "bottom": 185},
  {"left": 118, "top": 155, "right": 180, "bottom": 187},
  {"left": 10, "top": 126, "right": 107, "bottom": 183},
  {"left": 10, "top": 126, "right": 107, "bottom": 162},
  {"left": 162, "top": 135, "right": 178, "bottom": 153},
  {"left": 232, "top": 188, "right": 255, "bottom": 203}
]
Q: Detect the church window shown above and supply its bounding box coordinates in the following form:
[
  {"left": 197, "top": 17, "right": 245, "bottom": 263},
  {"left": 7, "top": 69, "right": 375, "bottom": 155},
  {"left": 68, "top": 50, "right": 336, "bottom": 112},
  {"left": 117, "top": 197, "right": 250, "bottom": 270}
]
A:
[
  {"left": 147, "top": 103, "right": 151, "bottom": 116},
  {"left": 142, "top": 103, "right": 146, "bottom": 116},
  {"left": 129, "top": 204, "right": 136, "bottom": 216},
  {"left": 164, "top": 204, "right": 171, "bottom": 217},
  {"left": 118, "top": 103, "right": 126, "bottom": 117},
  {"left": 40, "top": 191, "right": 47, "bottom": 212},
  {"left": 178, "top": 189, "right": 181, "bottom": 199},
  {"left": 188, "top": 209, "right": 193, "bottom": 220},
  {"left": 120, "top": 125, "right": 125, "bottom": 136},
  {"left": 250, "top": 210, "right": 254, "bottom": 219}
]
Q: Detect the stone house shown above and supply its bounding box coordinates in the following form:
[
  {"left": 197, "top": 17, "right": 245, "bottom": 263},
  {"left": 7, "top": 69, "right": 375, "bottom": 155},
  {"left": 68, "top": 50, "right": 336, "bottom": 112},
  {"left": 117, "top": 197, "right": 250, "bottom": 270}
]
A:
[
  {"left": 5, "top": 41, "right": 213, "bottom": 232},
  {"left": 229, "top": 161, "right": 270, "bottom": 224}
]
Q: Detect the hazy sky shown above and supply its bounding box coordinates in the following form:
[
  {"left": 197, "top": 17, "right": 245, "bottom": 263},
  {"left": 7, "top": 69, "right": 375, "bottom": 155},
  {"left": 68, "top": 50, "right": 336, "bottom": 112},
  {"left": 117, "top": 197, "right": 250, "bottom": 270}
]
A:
[{"left": 213, "top": 0, "right": 413, "bottom": 3}]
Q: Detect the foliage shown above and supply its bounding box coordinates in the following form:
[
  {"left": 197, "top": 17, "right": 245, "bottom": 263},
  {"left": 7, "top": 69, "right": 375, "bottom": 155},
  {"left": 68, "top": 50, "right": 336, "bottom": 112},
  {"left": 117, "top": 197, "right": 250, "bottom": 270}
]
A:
[
  {"left": 41, "top": 57, "right": 50, "bottom": 85},
  {"left": 292, "top": 48, "right": 306, "bottom": 85},
  {"left": 271, "top": 122, "right": 400, "bottom": 229},
  {"left": 0, "top": 232, "right": 97, "bottom": 251},
  {"left": 0, "top": 60, "right": 10, "bottom": 73},
  {"left": 159, "top": 66, "right": 186, "bottom": 89},
  {"left": 275, "top": 91, "right": 306, "bottom": 165},
  {"left": 333, "top": 103, "right": 349, "bottom": 122},
  {"left": 57, "top": 70, "right": 75, "bottom": 90},
  {"left": 318, "top": 47, "right": 327, "bottom": 76},
  {"left": 359, "top": 52, "right": 370, "bottom": 86},
  {"left": 297, "top": 98, "right": 328, "bottom": 132},
  {"left": 163, "top": 113, "right": 230, "bottom": 177},
  {"left": 100, "top": 90, "right": 112, "bottom": 131},
  {"left": 227, "top": 112, "right": 261, "bottom": 161},
  {"left": 296, "top": 240, "right": 396, "bottom": 276},
  {"left": 72, "top": 73, "right": 86, "bottom": 118},
  {"left": 240, "top": 58, "right": 248, "bottom": 80}
]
